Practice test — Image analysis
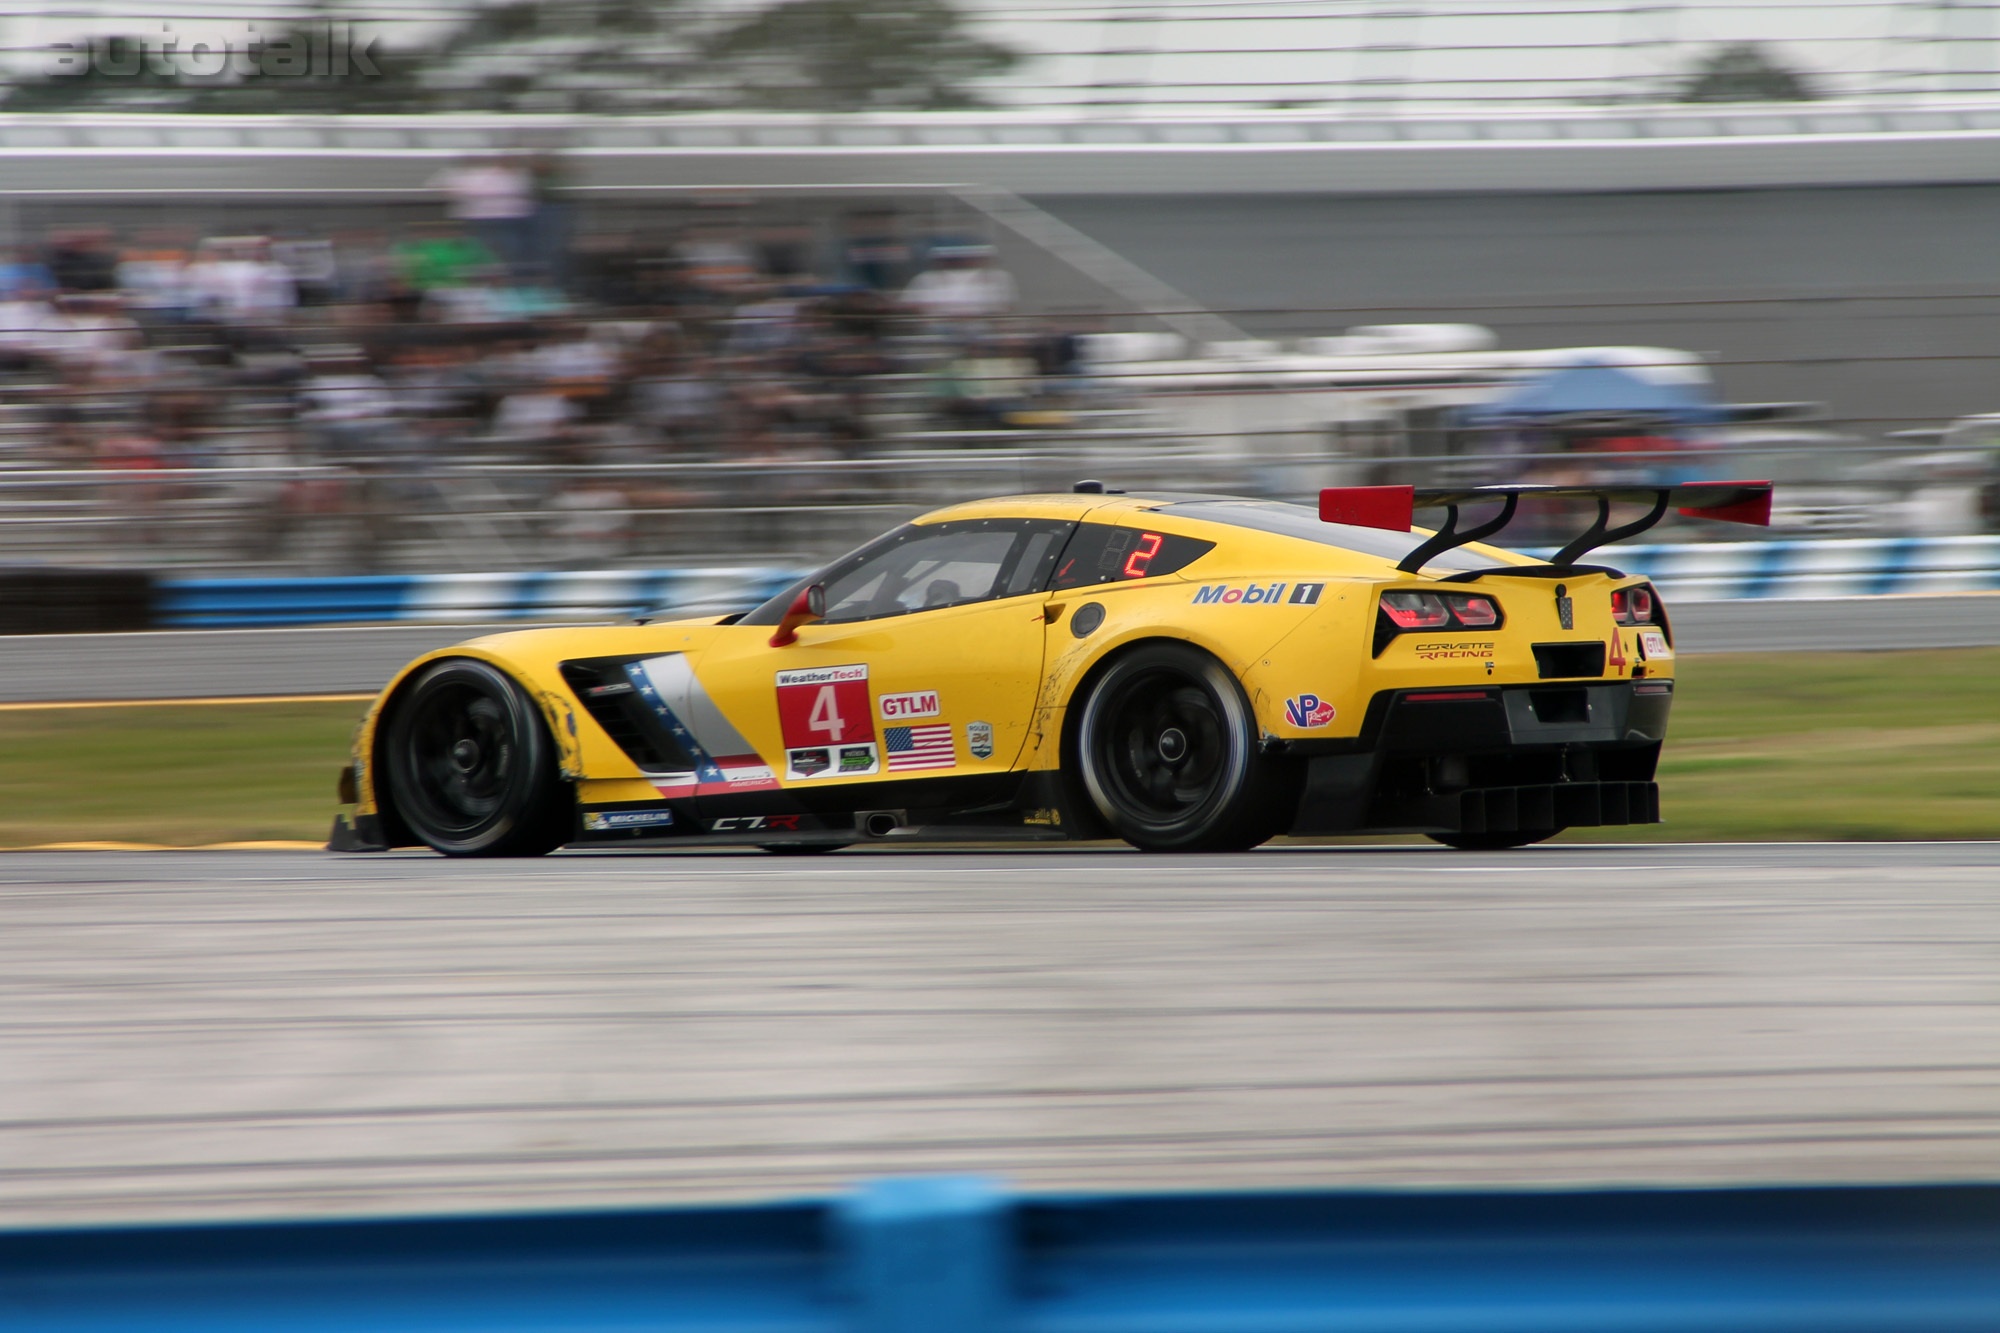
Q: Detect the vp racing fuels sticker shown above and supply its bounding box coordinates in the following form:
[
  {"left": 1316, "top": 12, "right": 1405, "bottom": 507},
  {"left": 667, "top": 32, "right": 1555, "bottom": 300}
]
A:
[
  {"left": 776, "top": 664, "right": 879, "bottom": 779},
  {"left": 1283, "top": 694, "right": 1336, "bottom": 728}
]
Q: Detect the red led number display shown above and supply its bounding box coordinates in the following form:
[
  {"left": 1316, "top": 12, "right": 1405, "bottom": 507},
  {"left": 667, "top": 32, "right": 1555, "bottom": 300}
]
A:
[{"left": 1121, "top": 532, "right": 1164, "bottom": 579}]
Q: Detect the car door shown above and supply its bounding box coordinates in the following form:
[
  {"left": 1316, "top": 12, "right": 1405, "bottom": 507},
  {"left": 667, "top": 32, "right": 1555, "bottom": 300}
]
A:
[{"left": 691, "top": 517, "right": 1071, "bottom": 793}]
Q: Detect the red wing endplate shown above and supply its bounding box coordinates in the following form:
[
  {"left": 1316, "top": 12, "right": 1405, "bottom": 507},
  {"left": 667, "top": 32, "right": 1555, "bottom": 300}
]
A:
[{"left": 1319, "top": 481, "right": 1773, "bottom": 575}]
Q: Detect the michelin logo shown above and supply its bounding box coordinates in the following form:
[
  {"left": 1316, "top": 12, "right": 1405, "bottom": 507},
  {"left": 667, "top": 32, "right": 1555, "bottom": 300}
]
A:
[
  {"left": 1192, "top": 582, "right": 1323, "bottom": 606},
  {"left": 583, "top": 809, "right": 675, "bottom": 831}
]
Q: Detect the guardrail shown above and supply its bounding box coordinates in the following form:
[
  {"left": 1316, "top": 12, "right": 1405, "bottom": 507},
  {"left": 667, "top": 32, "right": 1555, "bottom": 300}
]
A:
[
  {"left": 154, "top": 566, "right": 798, "bottom": 628},
  {"left": 1592, "top": 536, "right": 2000, "bottom": 601},
  {"left": 5, "top": 1176, "right": 1998, "bottom": 1331},
  {"left": 11, "top": 534, "right": 2000, "bottom": 633},
  {"left": 153, "top": 538, "right": 2000, "bottom": 628}
]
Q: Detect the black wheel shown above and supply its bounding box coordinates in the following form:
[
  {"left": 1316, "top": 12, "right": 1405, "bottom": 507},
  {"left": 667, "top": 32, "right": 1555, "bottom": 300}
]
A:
[
  {"left": 1427, "top": 828, "right": 1564, "bottom": 850},
  {"left": 383, "top": 659, "right": 572, "bottom": 857},
  {"left": 1072, "top": 643, "right": 1296, "bottom": 852}
]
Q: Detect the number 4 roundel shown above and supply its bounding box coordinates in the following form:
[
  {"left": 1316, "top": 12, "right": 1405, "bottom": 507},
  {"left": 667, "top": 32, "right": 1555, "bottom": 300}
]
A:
[{"left": 775, "top": 665, "right": 876, "bottom": 749}]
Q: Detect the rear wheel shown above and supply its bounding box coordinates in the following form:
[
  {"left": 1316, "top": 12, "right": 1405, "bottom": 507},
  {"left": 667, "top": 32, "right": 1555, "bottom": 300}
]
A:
[
  {"left": 383, "top": 660, "right": 571, "bottom": 857},
  {"left": 1073, "top": 643, "right": 1295, "bottom": 852},
  {"left": 1427, "top": 828, "right": 1563, "bottom": 850}
]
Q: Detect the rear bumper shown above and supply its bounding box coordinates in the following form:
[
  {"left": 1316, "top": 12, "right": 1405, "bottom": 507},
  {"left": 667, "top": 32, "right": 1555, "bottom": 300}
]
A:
[{"left": 1290, "top": 680, "right": 1672, "bottom": 835}]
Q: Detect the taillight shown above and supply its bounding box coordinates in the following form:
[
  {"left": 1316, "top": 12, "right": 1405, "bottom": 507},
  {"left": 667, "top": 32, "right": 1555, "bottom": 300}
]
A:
[
  {"left": 1381, "top": 591, "right": 1451, "bottom": 629},
  {"left": 1612, "top": 584, "right": 1659, "bottom": 626},
  {"left": 1374, "top": 588, "right": 1507, "bottom": 655},
  {"left": 1448, "top": 593, "right": 1499, "bottom": 627}
]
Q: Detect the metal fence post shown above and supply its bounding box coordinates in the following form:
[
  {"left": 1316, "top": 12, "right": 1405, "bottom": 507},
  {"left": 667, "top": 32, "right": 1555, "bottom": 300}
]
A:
[{"left": 835, "top": 1176, "right": 1009, "bottom": 1333}]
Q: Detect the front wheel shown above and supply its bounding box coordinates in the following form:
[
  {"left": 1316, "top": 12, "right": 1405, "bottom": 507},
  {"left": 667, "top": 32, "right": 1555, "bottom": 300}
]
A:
[
  {"left": 1427, "top": 828, "right": 1564, "bottom": 851},
  {"left": 1072, "top": 643, "right": 1296, "bottom": 852},
  {"left": 383, "top": 659, "right": 572, "bottom": 857}
]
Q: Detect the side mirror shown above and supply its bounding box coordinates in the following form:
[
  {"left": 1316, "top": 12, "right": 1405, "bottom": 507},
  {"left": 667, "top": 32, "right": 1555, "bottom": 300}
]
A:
[{"left": 768, "top": 583, "right": 826, "bottom": 647}]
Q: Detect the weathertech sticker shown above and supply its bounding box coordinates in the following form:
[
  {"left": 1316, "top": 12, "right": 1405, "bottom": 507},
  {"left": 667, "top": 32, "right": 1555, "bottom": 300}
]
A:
[
  {"left": 878, "top": 690, "right": 941, "bottom": 720},
  {"left": 885, "top": 724, "right": 954, "bottom": 771},
  {"left": 777, "top": 664, "right": 877, "bottom": 779},
  {"left": 1283, "top": 693, "right": 1336, "bottom": 728}
]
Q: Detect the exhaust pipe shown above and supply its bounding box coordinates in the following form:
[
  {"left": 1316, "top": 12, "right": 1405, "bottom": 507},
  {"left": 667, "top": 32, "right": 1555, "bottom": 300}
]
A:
[{"left": 859, "top": 811, "right": 904, "bottom": 838}]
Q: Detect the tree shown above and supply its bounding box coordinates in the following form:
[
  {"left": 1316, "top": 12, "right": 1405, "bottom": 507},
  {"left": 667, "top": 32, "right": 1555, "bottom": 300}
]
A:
[
  {"left": 415, "top": 0, "right": 706, "bottom": 113},
  {"left": 700, "top": 0, "right": 1019, "bottom": 112},
  {"left": 1678, "top": 43, "right": 1818, "bottom": 103}
]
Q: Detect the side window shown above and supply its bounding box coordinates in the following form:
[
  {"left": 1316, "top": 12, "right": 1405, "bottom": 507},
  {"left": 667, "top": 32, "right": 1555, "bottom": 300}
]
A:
[
  {"left": 817, "top": 519, "right": 1072, "bottom": 624},
  {"left": 1051, "top": 524, "right": 1215, "bottom": 591}
]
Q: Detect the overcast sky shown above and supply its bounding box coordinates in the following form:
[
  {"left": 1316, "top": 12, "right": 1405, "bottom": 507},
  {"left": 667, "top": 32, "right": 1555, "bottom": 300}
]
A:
[{"left": 2, "top": 1, "right": 1990, "bottom": 106}]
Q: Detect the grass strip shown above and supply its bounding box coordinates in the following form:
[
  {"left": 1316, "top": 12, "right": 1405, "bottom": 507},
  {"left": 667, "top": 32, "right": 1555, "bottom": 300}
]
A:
[
  {"left": 1602, "top": 647, "right": 2000, "bottom": 842},
  {"left": 0, "top": 700, "right": 366, "bottom": 848},
  {"left": 0, "top": 648, "right": 1995, "bottom": 848}
]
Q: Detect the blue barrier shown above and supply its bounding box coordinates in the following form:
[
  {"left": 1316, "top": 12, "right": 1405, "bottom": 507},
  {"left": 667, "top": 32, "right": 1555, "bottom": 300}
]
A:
[
  {"left": 148, "top": 539, "right": 2000, "bottom": 629},
  {"left": 154, "top": 567, "right": 801, "bottom": 628},
  {"left": 6, "top": 1177, "right": 1999, "bottom": 1331}
]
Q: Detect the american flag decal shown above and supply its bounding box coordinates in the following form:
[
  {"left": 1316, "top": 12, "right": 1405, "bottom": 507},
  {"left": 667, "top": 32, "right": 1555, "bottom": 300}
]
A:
[{"left": 884, "top": 724, "right": 954, "bottom": 771}]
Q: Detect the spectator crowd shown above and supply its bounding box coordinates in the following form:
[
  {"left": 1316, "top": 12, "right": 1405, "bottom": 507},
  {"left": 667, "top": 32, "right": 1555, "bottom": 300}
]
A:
[{"left": 0, "top": 171, "right": 1094, "bottom": 568}]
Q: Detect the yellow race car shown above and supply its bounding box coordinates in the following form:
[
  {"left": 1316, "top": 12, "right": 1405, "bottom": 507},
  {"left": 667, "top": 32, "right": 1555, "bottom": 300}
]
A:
[{"left": 329, "top": 479, "right": 1771, "bottom": 856}]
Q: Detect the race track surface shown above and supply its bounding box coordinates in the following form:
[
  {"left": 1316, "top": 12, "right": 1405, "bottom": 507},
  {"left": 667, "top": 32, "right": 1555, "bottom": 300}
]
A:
[
  {"left": 2, "top": 594, "right": 1997, "bottom": 702},
  {"left": 3, "top": 842, "right": 1996, "bottom": 1226}
]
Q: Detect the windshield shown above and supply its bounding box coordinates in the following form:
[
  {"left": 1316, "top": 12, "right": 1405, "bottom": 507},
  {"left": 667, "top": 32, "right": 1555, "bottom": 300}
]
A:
[{"left": 739, "top": 519, "right": 1071, "bottom": 625}]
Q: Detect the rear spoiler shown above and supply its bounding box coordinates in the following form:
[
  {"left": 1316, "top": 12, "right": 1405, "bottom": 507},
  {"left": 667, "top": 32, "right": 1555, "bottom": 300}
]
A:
[{"left": 1319, "top": 481, "right": 1772, "bottom": 577}]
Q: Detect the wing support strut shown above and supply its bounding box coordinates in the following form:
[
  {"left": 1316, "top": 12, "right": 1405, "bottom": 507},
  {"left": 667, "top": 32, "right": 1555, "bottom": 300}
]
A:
[{"left": 1320, "top": 481, "right": 1773, "bottom": 578}]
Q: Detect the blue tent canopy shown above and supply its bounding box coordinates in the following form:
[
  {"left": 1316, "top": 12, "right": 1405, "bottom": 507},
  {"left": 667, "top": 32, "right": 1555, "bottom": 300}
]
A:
[{"left": 1469, "top": 362, "right": 1725, "bottom": 424}]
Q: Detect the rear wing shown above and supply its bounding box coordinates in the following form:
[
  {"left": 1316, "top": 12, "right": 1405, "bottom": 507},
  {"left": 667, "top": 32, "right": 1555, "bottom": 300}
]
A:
[{"left": 1319, "top": 482, "right": 1772, "bottom": 577}]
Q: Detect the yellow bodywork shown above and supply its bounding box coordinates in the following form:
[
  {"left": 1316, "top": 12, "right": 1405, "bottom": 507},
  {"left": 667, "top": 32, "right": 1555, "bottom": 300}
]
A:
[{"left": 347, "top": 493, "right": 1675, "bottom": 829}]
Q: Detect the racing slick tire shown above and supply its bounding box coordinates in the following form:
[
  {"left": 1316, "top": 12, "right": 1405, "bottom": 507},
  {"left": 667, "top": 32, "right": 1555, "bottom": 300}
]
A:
[
  {"left": 1073, "top": 642, "right": 1296, "bottom": 853},
  {"left": 382, "top": 659, "right": 572, "bottom": 858},
  {"left": 1426, "top": 829, "right": 1564, "bottom": 850}
]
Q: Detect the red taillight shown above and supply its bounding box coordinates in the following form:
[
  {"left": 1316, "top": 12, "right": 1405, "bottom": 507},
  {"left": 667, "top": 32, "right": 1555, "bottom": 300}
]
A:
[
  {"left": 1612, "top": 585, "right": 1657, "bottom": 626},
  {"left": 1447, "top": 593, "right": 1498, "bottom": 627},
  {"left": 1381, "top": 591, "right": 1451, "bottom": 629},
  {"left": 1374, "top": 588, "right": 1509, "bottom": 655}
]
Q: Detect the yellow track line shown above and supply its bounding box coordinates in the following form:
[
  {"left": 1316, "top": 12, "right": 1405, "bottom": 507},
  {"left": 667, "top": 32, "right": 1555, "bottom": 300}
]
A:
[
  {"left": 0, "top": 694, "right": 374, "bottom": 711},
  {"left": 6, "top": 841, "right": 326, "bottom": 851}
]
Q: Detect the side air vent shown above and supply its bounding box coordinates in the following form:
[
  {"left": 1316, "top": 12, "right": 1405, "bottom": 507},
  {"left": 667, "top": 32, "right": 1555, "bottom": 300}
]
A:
[
  {"left": 559, "top": 660, "right": 692, "bottom": 773},
  {"left": 1532, "top": 642, "right": 1607, "bottom": 679}
]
